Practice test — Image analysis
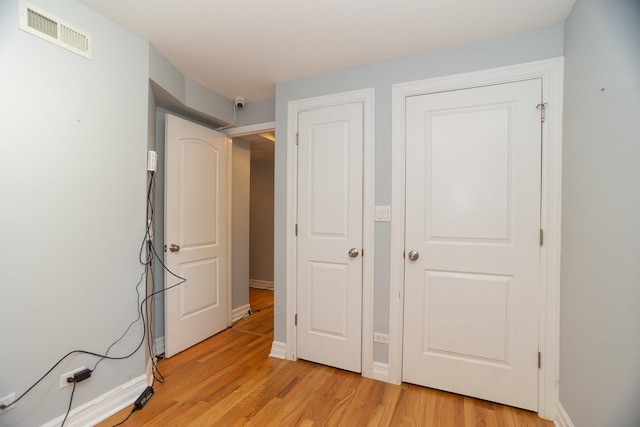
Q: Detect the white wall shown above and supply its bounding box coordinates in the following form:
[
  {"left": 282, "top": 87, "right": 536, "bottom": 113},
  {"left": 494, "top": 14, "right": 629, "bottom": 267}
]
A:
[
  {"left": 0, "top": 0, "right": 148, "bottom": 425},
  {"left": 274, "top": 25, "right": 565, "bottom": 362},
  {"left": 561, "top": 1, "right": 640, "bottom": 425}
]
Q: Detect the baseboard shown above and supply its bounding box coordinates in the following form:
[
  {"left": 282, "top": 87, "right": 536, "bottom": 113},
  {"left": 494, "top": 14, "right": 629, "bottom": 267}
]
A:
[
  {"left": 249, "top": 279, "right": 274, "bottom": 290},
  {"left": 554, "top": 402, "right": 575, "bottom": 427},
  {"left": 269, "top": 341, "right": 286, "bottom": 359},
  {"left": 145, "top": 358, "right": 154, "bottom": 386},
  {"left": 232, "top": 303, "right": 252, "bottom": 322},
  {"left": 155, "top": 336, "right": 165, "bottom": 356},
  {"left": 42, "top": 375, "right": 147, "bottom": 427},
  {"left": 372, "top": 362, "right": 390, "bottom": 383}
]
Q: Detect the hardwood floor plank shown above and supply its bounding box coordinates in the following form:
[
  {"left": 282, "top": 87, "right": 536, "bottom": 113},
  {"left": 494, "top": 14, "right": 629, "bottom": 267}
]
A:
[{"left": 96, "top": 289, "right": 553, "bottom": 427}]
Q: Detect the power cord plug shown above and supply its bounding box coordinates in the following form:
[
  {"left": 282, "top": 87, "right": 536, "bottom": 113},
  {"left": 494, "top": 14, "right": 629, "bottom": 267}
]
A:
[{"left": 66, "top": 368, "right": 92, "bottom": 384}]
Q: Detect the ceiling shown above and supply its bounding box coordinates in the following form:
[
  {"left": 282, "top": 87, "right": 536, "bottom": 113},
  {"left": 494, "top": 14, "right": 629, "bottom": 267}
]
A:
[
  {"left": 238, "top": 132, "right": 275, "bottom": 161},
  {"left": 79, "top": 0, "right": 574, "bottom": 102}
]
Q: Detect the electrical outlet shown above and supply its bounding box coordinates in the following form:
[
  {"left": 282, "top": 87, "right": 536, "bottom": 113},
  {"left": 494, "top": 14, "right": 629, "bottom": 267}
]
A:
[
  {"left": 0, "top": 392, "right": 16, "bottom": 413},
  {"left": 59, "top": 366, "right": 87, "bottom": 389},
  {"left": 374, "top": 333, "right": 389, "bottom": 344}
]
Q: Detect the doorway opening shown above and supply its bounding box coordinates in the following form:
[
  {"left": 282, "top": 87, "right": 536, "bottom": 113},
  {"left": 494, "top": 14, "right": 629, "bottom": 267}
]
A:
[{"left": 230, "top": 131, "right": 275, "bottom": 324}]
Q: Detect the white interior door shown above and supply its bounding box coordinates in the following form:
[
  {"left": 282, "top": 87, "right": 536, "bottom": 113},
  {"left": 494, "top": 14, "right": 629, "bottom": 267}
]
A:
[
  {"left": 296, "top": 102, "right": 363, "bottom": 373},
  {"left": 402, "top": 79, "right": 542, "bottom": 410},
  {"left": 164, "top": 114, "right": 228, "bottom": 358}
]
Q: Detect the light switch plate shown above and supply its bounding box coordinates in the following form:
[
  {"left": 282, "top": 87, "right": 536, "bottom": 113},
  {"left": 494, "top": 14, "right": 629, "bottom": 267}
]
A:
[{"left": 375, "top": 206, "right": 391, "bottom": 222}]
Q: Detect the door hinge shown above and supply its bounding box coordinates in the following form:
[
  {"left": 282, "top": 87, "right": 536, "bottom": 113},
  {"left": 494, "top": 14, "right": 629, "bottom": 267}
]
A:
[
  {"left": 295, "top": 224, "right": 298, "bottom": 236},
  {"left": 163, "top": 244, "right": 167, "bottom": 253},
  {"left": 540, "top": 229, "right": 544, "bottom": 246},
  {"left": 294, "top": 314, "right": 297, "bottom": 326},
  {"left": 537, "top": 103, "right": 547, "bottom": 123},
  {"left": 538, "top": 351, "right": 542, "bottom": 369},
  {"left": 296, "top": 132, "right": 299, "bottom": 145}
]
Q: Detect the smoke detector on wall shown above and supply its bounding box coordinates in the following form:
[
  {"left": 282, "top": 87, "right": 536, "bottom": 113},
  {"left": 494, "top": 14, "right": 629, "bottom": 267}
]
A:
[{"left": 19, "top": 1, "right": 92, "bottom": 59}]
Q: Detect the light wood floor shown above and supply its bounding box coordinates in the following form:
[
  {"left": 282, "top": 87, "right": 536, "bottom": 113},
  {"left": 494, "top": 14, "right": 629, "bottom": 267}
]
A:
[{"left": 97, "top": 288, "right": 552, "bottom": 426}]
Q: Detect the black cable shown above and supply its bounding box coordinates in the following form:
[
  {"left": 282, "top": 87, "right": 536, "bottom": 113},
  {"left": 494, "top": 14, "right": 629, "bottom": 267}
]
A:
[
  {"left": 111, "top": 406, "right": 136, "bottom": 427},
  {"left": 60, "top": 381, "right": 76, "bottom": 427},
  {"left": 3, "top": 173, "right": 162, "bottom": 411},
  {"left": 92, "top": 268, "right": 147, "bottom": 372},
  {"left": 2, "top": 171, "right": 189, "bottom": 416}
]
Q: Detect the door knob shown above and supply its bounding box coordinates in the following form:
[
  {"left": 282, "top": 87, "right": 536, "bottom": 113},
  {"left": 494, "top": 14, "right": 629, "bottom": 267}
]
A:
[
  {"left": 348, "top": 248, "right": 359, "bottom": 258},
  {"left": 169, "top": 244, "right": 180, "bottom": 252},
  {"left": 408, "top": 250, "right": 419, "bottom": 261}
]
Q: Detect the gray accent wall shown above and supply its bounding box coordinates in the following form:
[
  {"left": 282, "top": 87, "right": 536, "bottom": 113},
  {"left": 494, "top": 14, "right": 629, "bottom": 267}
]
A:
[
  {"left": 0, "top": 0, "right": 149, "bottom": 425},
  {"left": 274, "top": 25, "right": 565, "bottom": 361},
  {"left": 250, "top": 157, "right": 275, "bottom": 283},
  {"left": 561, "top": 1, "right": 640, "bottom": 426},
  {"left": 232, "top": 140, "right": 251, "bottom": 309}
]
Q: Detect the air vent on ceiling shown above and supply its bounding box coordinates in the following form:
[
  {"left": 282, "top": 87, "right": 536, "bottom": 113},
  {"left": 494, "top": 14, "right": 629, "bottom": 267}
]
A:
[{"left": 19, "top": 2, "right": 92, "bottom": 59}]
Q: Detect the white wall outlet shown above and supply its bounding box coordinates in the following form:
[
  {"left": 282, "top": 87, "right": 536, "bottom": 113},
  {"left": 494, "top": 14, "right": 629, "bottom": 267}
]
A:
[
  {"left": 0, "top": 392, "right": 16, "bottom": 413},
  {"left": 374, "top": 332, "right": 389, "bottom": 344},
  {"left": 59, "top": 366, "right": 87, "bottom": 389}
]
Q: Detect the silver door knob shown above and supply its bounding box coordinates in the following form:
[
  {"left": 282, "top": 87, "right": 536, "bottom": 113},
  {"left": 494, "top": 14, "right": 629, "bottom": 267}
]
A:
[
  {"left": 348, "top": 248, "right": 359, "bottom": 258},
  {"left": 169, "top": 244, "right": 180, "bottom": 252},
  {"left": 408, "top": 250, "right": 419, "bottom": 261}
]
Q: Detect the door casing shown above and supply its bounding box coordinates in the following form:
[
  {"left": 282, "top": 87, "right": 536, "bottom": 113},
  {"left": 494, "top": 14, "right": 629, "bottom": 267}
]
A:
[
  {"left": 286, "top": 88, "right": 376, "bottom": 378},
  {"left": 389, "top": 58, "right": 564, "bottom": 420}
]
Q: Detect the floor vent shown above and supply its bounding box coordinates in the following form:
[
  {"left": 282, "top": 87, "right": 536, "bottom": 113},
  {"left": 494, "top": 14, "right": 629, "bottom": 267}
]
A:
[{"left": 19, "top": 2, "right": 92, "bottom": 59}]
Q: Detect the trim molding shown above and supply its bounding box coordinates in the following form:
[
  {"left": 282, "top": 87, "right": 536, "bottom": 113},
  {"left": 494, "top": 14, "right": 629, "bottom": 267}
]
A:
[
  {"left": 389, "top": 58, "right": 564, "bottom": 418},
  {"left": 269, "top": 341, "right": 287, "bottom": 359},
  {"left": 223, "top": 121, "right": 276, "bottom": 137},
  {"left": 232, "top": 303, "right": 252, "bottom": 323},
  {"left": 249, "top": 279, "right": 274, "bottom": 290},
  {"left": 42, "top": 375, "right": 147, "bottom": 427},
  {"left": 372, "top": 362, "right": 390, "bottom": 383},
  {"left": 554, "top": 403, "right": 575, "bottom": 427},
  {"left": 286, "top": 88, "right": 376, "bottom": 377}
]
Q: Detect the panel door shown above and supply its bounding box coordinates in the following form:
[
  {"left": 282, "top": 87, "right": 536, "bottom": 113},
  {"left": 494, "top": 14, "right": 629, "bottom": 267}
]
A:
[
  {"left": 164, "top": 114, "right": 228, "bottom": 358},
  {"left": 296, "top": 102, "right": 363, "bottom": 373},
  {"left": 402, "top": 79, "right": 542, "bottom": 410}
]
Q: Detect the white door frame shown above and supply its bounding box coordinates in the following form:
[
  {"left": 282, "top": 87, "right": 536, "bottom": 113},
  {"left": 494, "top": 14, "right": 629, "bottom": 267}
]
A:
[
  {"left": 286, "top": 89, "right": 376, "bottom": 378},
  {"left": 388, "top": 58, "right": 564, "bottom": 420}
]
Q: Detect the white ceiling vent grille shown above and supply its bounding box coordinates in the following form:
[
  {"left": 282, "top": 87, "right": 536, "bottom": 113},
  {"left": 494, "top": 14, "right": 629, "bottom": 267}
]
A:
[{"left": 19, "top": 2, "right": 92, "bottom": 59}]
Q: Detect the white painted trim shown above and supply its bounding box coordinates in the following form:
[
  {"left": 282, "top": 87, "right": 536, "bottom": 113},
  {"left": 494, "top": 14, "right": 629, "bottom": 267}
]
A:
[
  {"left": 154, "top": 336, "right": 165, "bottom": 355},
  {"left": 42, "top": 375, "right": 147, "bottom": 427},
  {"left": 223, "top": 121, "right": 276, "bottom": 137},
  {"left": 372, "top": 362, "right": 390, "bottom": 383},
  {"left": 232, "top": 303, "right": 252, "bottom": 322},
  {"left": 285, "top": 88, "right": 376, "bottom": 377},
  {"left": 269, "top": 341, "right": 287, "bottom": 359},
  {"left": 389, "top": 58, "right": 564, "bottom": 419},
  {"left": 145, "top": 358, "right": 154, "bottom": 386},
  {"left": 554, "top": 403, "right": 576, "bottom": 427},
  {"left": 249, "top": 279, "right": 274, "bottom": 290}
]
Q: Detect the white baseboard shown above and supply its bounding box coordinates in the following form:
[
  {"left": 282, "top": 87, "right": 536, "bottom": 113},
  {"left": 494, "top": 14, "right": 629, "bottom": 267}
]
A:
[
  {"left": 155, "top": 336, "right": 165, "bottom": 356},
  {"left": 372, "top": 362, "right": 390, "bottom": 383},
  {"left": 42, "top": 375, "right": 147, "bottom": 427},
  {"left": 145, "top": 358, "right": 154, "bottom": 386},
  {"left": 554, "top": 402, "right": 575, "bottom": 427},
  {"left": 249, "top": 279, "right": 274, "bottom": 290},
  {"left": 269, "top": 341, "right": 286, "bottom": 359},
  {"left": 232, "top": 303, "right": 252, "bottom": 322}
]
